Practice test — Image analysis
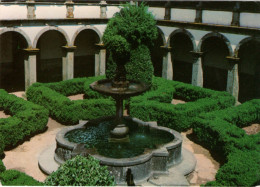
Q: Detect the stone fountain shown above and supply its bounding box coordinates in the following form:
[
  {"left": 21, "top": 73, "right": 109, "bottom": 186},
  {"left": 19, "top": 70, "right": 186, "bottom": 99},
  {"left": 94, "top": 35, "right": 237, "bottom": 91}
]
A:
[{"left": 39, "top": 59, "right": 196, "bottom": 186}]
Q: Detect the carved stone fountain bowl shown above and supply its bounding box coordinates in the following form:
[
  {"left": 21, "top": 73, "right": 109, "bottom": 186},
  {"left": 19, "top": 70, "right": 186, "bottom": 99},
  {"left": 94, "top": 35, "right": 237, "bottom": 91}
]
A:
[
  {"left": 90, "top": 79, "right": 150, "bottom": 98},
  {"left": 54, "top": 116, "right": 183, "bottom": 185}
]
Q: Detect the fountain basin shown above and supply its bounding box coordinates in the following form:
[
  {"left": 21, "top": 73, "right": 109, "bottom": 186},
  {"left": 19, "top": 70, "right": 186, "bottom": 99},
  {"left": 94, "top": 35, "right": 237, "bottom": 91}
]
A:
[
  {"left": 90, "top": 79, "right": 150, "bottom": 98},
  {"left": 55, "top": 117, "right": 182, "bottom": 185}
]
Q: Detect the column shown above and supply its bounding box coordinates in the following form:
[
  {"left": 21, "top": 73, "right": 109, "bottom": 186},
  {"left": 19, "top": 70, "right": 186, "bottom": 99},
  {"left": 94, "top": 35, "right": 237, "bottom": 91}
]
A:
[
  {"left": 26, "top": 0, "right": 36, "bottom": 19},
  {"left": 95, "top": 43, "right": 106, "bottom": 76},
  {"left": 62, "top": 46, "right": 76, "bottom": 80},
  {"left": 195, "top": 2, "right": 202, "bottom": 23},
  {"left": 161, "top": 46, "right": 173, "bottom": 80},
  {"left": 24, "top": 48, "right": 39, "bottom": 89},
  {"left": 100, "top": 1, "right": 107, "bottom": 19},
  {"left": 164, "top": 1, "right": 171, "bottom": 20},
  {"left": 190, "top": 51, "right": 204, "bottom": 87},
  {"left": 226, "top": 56, "right": 240, "bottom": 101},
  {"left": 231, "top": 2, "right": 240, "bottom": 26},
  {"left": 65, "top": 0, "right": 74, "bottom": 19}
]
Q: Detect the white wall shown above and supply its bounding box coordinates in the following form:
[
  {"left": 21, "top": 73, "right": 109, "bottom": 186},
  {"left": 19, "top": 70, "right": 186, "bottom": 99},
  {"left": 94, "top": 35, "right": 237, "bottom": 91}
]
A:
[
  {"left": 35, "top": 5, "right": 66, "bottom": 19},
  {"left": 240, "top": 13, "right": 260, "bottom": 28},
  {"left": 171, "top": 8, "right": 196, "bottom": 22},
  {"left": 106, "top": 6, "right": 120, "bottom": 18},
  {"left": 0, "top": 4, "right": 27, "bottom": 20},
  {"left": 74, "top": 5, "right": 100, "bottom": 18},
  {"left": 202, "top": 10, "right": 232, "bottom": 26},
  {"left": 148, "top": 7, "right": 165, "bottom": 20}
]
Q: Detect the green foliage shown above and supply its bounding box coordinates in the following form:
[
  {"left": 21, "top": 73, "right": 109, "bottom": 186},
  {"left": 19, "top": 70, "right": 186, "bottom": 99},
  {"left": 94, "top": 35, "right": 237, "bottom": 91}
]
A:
[
  {"left": 0, "top": 135, "right": 4, "bottom": 157},
  {"left": 215, "top": 150, "right": 260, "bottom": 186},
  {"left": 0, "top": 160, "right": 5, "bottom": 173},
  {"left": 126, "top": 45, "right": 154, "bottom": 85},
  {"left": 130, "top": 77, "right": 235, "bottom": 132},
  {"left": 193, "top": 99, "right": 260, "bottom": 186},
  {"left": 0, "top": 170, "right": 43, "bottom": 186},
  {"left": 45, "top": 155, "right": 115, "bottom": 186},
  {"left": 26, "top": 76, "right": 115, "bottom": 125},
  {"left": 103, "top": 3, "right": 157, "bottom": 85},
  {"left": 0, "top": 89, "right": 48, "bottom": 153}
]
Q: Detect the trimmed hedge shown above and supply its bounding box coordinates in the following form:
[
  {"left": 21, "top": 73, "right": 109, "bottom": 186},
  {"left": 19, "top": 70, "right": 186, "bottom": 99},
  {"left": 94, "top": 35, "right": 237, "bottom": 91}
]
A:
[
  {"left": 0, "top": 170, "right": 43, "bottom": 186},
  {"left": 103, "top": 3, "right": 157, "bottom": 85},
  {"left": 193, "top": 99, "right": 260, "bottom": 186},
  {"left": 45, "top": 155, "right": 115, "bottom": 186},
  {"left": 26, "top": 76, "right": 115, "bottom": 125},
  {"left": 129, "top": 77, "right": 235, "bottom": 131},
  {"left": 0, "top": 89, "right": 49, "bottom": 155},
  {"left": 0, "top": 160, "right": 5, "bottom": 173}
]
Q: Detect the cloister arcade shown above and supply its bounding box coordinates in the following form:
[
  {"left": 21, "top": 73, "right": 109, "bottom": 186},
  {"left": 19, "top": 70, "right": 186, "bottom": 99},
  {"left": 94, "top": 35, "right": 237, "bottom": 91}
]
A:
[{"left": 0, "top": 1, "right": 259, "bottom": 103}]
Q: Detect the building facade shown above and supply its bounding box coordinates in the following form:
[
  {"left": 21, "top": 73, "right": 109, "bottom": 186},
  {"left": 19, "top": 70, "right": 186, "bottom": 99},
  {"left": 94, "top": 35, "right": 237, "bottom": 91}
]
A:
[{"left": 0, "top": 0, "right": 259, "bottom": 103}]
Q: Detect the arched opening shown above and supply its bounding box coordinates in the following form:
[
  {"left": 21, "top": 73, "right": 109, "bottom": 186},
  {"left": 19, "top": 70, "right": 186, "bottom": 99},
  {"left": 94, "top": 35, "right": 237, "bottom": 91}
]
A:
[
  {"left": 170, "top": 32, "right": 193, "bottom": 83},
  {"left": 36, "top": 30, "right": 66, "bottom": 83},
  {"left": 238, "top": 39, "right": 260, "bottom": 102},
  {"left": 150, "top": 29, "right": 164, "bottom": 77},
  {"left": 74, "top": 29, "right": 100, "bottom": 78},
  {"left": 0, "top": 32, "right": 27, "bottom": 92},
  {"left": 201, "top": 37, "right": 229, "bottom": 91}
]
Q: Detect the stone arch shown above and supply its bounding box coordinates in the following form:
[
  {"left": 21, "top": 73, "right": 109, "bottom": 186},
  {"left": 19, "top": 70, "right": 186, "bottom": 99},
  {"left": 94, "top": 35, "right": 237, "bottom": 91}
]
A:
[
  {"left": 236, "top": 36, "right": 260, "bottom": 102},
  {"left": 33, "top": 26, "right": 70, "bottom": 48},
  {"left": 167, "top": 28, "right": 196, "bottom": 83},
  {"left": 199, "top": 32, "right": 232, "bottom": 91},
  {"left": 71, "top": 26, "right": 102, "bottom": 46},
  {"left": 167, "top": 28, "right": 196, "bottom": 50},
  {"left": 198, "top": 32, "right": 233, "bottom": 56},
  {"left": 0, "top": 29, "right": 30, "bottom": 91},
  {"left": 0, "top": 28, "right": 32, "bottom": 47},
  {"left": 73, "top": 26, "right": 102, "bottom": 78},
  {"left": 157, "top": 26, "right": 166, "bottom": 46},
  {"left": 150, "top": 26, "right": 166, "bottom": 77},
  {"left": 234, "top": 36, "right": 260, "bottom": 57}
]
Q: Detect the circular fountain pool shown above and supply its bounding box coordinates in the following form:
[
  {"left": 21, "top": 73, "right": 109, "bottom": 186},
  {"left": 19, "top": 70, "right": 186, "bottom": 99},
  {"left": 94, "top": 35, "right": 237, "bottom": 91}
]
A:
[
  {"left": 65, "top": 117, "right": 174, "bottom": 159},
  {"left": 54, "top": 116, "right": 183, "bottom": 184}
]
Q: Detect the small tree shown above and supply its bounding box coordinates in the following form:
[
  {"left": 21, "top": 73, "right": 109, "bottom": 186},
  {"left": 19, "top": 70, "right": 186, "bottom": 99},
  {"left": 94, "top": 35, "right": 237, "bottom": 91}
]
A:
[
  {"left": 103, "top": 3, "right": 157, "bottom": 85},
  {"left": 44, "top": 155, "right": 115, "bottom": 186}
]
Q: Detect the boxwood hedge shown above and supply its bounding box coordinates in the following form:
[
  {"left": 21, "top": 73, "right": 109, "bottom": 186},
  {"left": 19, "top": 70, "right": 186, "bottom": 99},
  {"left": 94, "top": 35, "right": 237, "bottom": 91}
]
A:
[
  {"left": 26, "top": 76, "right": 115, "bottom": 125},
  {"left": 0, "top": 89, "right": 49, "bottom": 155},
  {"left": 0, "top": 169, "right": 43, "bottom": 186},
  {"left": 193, "top": 99, "right": 260, "bottom": 186},
  {"left": 129, "top": 77, "right": 235, "bottom": 131}
]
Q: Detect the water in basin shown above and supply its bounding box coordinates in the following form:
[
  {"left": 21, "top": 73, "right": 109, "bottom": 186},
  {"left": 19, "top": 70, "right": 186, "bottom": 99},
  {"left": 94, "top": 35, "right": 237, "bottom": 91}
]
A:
[{"left": 65, "top": 119, "right": 174, "bottom": 159}]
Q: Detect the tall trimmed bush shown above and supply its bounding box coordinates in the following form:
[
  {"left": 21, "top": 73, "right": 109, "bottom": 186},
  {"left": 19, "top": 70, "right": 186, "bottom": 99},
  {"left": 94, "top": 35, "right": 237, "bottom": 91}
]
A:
[
  {"left": 103, "top": 3, "right": 157, "bottom": 85},
  {"left": 45, "top": 155, "right": 115, "bottom": 186}
]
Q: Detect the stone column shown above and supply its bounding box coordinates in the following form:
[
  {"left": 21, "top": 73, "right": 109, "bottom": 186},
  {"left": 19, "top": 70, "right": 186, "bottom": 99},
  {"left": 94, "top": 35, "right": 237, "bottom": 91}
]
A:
[
  {"left": 62, "top": 46, "right": 76, "bottom": 80},
  {"left": 95, "top": 43, "right": 106, "bottom": 76},
  {"left": 26, "top": 0, "right": 36, "bottom": 19},
  {"left": 100, "top": 1, "right": 107, "bottom": 18},
  {"left": 24, "top": 48, "right": 39, "bottom": 89},
  {"left": 190, "top": 51, "right": 204, "bottom": 87},
  {"left": 65, "top": 0, "right": 74, "bottom": 19},
  {"left": 161, "top": 46, "right": 173, "bottom": 80},
  {"left": 231, "top": 2, "right": 240, "bottom": 26},
  {"left": 226, "top": 56, "right": 240, "bottom": 100},
  {"left": 195, "top": 2, "right": 202, "bottom": 23},
  {"left": 164, "top": 1, "right": 171, "bottom": 20}
]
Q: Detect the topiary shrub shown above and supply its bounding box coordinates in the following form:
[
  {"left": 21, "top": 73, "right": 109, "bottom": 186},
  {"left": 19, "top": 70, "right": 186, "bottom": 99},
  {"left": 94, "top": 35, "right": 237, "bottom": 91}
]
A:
[
  {"left": 0, "top": 170, "right": 43, "bottom": 186},
  {"left": 45, "top": 155, "right": 115, "bottom": 186},
  {"left": 0, "top": 160, "right": 5, "bottom": 173},
  {"left": 103, "top": 3, "right": 157, "bottom": 85}
]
